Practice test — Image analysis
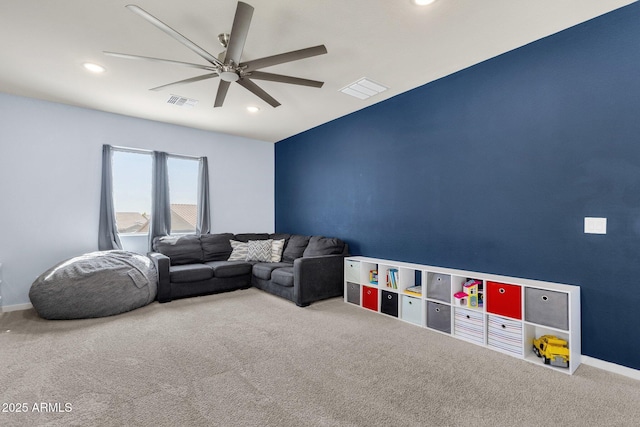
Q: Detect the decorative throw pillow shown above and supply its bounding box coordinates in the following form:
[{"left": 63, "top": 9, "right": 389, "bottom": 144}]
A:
[
  {"left": 271, "top": 239, "right": 285, "bottom": 262},
  {"left": 228, "top": 240, "right": 248, "bottom": 261},
  {"left": 247, "top": 239, "right": 273, "bottom": 262}
]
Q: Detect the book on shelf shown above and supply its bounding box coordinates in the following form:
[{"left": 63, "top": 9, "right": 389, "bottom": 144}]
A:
[
  {"left": 404, "top": 285, "right": 422, "bottom": 297},
  {"left": 386, "top": 268, "right": 399, "bottom": 289}
]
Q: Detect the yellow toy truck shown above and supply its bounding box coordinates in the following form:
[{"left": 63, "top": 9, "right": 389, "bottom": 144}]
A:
[{"left": 532, "top": 335, "right": 569, "bottom": 368}]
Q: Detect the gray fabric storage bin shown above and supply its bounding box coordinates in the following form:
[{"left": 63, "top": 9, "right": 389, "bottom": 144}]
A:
[
  {"left": 426, "top": 273, "right": 451, "bottom": 303},
  {"left": 525, "top": 288, "right": 569, "bottom": 330},
  {"left": 346, "top": 282, "right": 360, "bottom": 305},
  {"left": 427, "top": 301, "right": 451, "bottom": 334}
]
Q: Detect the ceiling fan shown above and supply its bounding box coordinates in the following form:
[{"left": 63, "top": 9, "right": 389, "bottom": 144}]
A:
[{"left": 104, "top": 2, "right": 327, "bottom": 108}]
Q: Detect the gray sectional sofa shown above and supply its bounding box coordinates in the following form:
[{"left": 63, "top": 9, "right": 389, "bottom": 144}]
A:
[{"left": 148, "top": 233, "right": 348, "bottom": 307}]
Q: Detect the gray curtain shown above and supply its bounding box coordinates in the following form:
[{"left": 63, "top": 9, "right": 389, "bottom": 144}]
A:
[
  {"left": 98, "top": 145, "right": 123, "bottom": 250},
  {"left": 196, "top": 157, "right": 210, "bottom": 235},
  {"left": 149, "top": 151, "right": 171, "bottom": 250}
]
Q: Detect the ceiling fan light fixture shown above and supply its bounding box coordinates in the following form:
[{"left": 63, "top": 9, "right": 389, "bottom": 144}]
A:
[
  {"left": 83, "top": 62, "right": 106, "bottom": 73},
  {"left": 219, "top": 71, "right": 240, "bottom": 82},
  {"left": 246, "top": 106, "right": 260, "bottom": 113}
]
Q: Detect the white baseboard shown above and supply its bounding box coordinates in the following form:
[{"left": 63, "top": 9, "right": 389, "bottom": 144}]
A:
[
  {"left": 1, "top": 301, "right": 638, "bottom": 381},
  {"left": 1, "top": 302, "right": 33, "bottom": 313},
  {"left": 581, "top": 355, "right": 640, "bottom": 381}
]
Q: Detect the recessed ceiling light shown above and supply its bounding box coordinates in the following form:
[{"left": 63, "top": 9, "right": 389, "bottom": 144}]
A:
[
  {"left": 413, "top": 0, "right": 436, "bottom": 5},
  {"left": 83, "top": 62, "right": 106, "bottom": 73},
  {"left": 246, "top": 106, "right": 260, "bottom": 113}
]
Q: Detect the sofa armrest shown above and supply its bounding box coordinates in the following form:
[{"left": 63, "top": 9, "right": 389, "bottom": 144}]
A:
[
  {"left": 293, "top": 254, "right": 345, "bottom": 307},
  {"left": 148, "top": 252, "right": 171, "bottom": 303}
]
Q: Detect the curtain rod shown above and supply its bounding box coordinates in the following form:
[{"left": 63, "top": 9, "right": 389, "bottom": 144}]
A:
[{"left": 110, "top": 145, "right": 202, "bottom": 161}]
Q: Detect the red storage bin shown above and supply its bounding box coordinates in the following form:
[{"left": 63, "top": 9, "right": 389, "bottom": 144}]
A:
[
  {"left": 362, "top": 286, "right": 379, "bottom": 311},
  {"left": 486, "top": 281, "right": 522, "bottom": 320}
]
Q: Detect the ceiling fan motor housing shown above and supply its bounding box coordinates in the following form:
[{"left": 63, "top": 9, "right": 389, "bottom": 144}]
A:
[{"left": 220, "top": 69, "right": 240, "bottom": 82}]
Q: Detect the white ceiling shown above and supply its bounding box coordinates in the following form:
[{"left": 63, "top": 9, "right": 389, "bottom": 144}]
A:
[{"left": 0, "top": 0, "right": 635, "bottom": 143}]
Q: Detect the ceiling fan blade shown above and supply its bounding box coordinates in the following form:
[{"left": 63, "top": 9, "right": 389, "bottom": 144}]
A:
[
  {"left": 104, "top": 52, "right": 218, "bottom": 71},
  {"left": 224, "top": 2, "right": 254, "bottom": 65},
  {"left": 125, "top": 4, "right": 223, "bottom": 67},
  {"left": 150, "top": 73, "right": 219, "bottom": 92},
  {"left": 236, "top": 78, "right": 280, "bottom": 108},
  {"left": 214, "top": 80, "right": 231, "bottom": 108},
  {"left": 241, "top": 45, "right": 327, "bottom": 72},
  {"left": 249, "top": 71, "right": 324, "bottom": 88}
]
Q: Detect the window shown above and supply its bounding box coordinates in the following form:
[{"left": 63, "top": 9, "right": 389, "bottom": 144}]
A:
[
  {"left": 112, "top": 150, "right": 152, "bottom": 235},
  {"left": 100, "top": 145, "right": 209, "bottom": 251},
  {"left": 167, "top": 156, "right": 199, "bottom": 234},
  {"left": 111, "top": 149, "right": 202, "bottom": 235}
]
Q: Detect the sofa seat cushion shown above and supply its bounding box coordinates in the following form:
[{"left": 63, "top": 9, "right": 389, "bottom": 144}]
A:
[
  {"left": 252, "top": 262, "right": 293, "bottom": 280},
  {"left": 205, "top": 261, "right": 252, "bottom": 278},
  {"left": 271, "top": 267, "right": 294, "bottom": 287},
  {"left": 170, "top": 264, "right": 213, "bottom": 283}
]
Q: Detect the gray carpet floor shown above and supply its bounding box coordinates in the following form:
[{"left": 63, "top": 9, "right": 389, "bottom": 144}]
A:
[{"left": 1, "top": 287, "right": 639, "bottom": 427}]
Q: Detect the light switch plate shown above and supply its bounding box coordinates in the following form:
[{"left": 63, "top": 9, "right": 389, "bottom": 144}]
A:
[{"left": 584, "top": 217, "right": 607, "bottom": 234}]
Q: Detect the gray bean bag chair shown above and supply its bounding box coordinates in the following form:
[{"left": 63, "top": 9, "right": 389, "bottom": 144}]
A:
[{"left": 29, "top": 250, "right": 157, "bottom": 320}]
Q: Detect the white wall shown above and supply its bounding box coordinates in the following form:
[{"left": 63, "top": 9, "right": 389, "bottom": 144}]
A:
[{"left": 0, "top": 92, "right": 274, "bottom": 308}]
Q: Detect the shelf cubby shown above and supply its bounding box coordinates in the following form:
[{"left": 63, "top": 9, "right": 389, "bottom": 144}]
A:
[
  {"left": 361, "top": 261, "right": 379, "bottom": 286},
  {"left": 523, "top": 324, "right": 574, "bottom": 372},
  {"left": 451, "top": 276, "right": 484, "bottom": 312}
]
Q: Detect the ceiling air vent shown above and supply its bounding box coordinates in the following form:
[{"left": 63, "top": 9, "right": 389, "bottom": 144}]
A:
[
  {"left": 339, "top": 78, "right": 388, "bottom": 100},
  {"left": 166, "top": 95, "right": 198, "bottom": 108}
]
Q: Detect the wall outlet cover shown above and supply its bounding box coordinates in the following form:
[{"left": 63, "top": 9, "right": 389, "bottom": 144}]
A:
[{"left": 584, "top": 217, "right": 607, "bottom": 234}]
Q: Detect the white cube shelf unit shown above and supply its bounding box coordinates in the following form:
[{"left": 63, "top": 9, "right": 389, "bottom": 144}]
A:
[{"left": 344, "top": 256, "right": 581, "bottom": 374}]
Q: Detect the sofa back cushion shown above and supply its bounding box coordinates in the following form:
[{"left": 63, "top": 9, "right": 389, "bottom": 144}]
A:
[
  {"left": 153, "top": 235, "right": 203, "bottom": 265},
  {"left": 201, "top": 233, "right": 234, "bottom": 262},
  {"left": 303, "top": 236, "right": 346, "bottom": 257},
  {"left": 282, "top": 235, "right": 311, "bottom": 262},
  {"left": 269, "top": 233, "right": 291, "bottom": 242},
  {"left": 234, "top": 233, "right": 270, "bottom": 242}
]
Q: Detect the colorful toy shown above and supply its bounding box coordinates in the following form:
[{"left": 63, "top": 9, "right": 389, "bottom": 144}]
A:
[
  {"left": 453, "top": 291, "right": 467, "bottom": 306},
  {"left": 463, "top": 280, "right": 480, "bottom": 308},
  {"left": 454, "top": 279, "right": 483, "bottom": 308},
  {"left": 369, "top": 270, "right": 378, "bottom": 285},
  {"left": 532, "top": 335, "right": 569, "bottom": 368}
]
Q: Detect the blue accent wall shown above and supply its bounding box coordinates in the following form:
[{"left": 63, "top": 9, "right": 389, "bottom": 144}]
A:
[{"left": 276, "top": 3, "right": 640, "bottom": 370}]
